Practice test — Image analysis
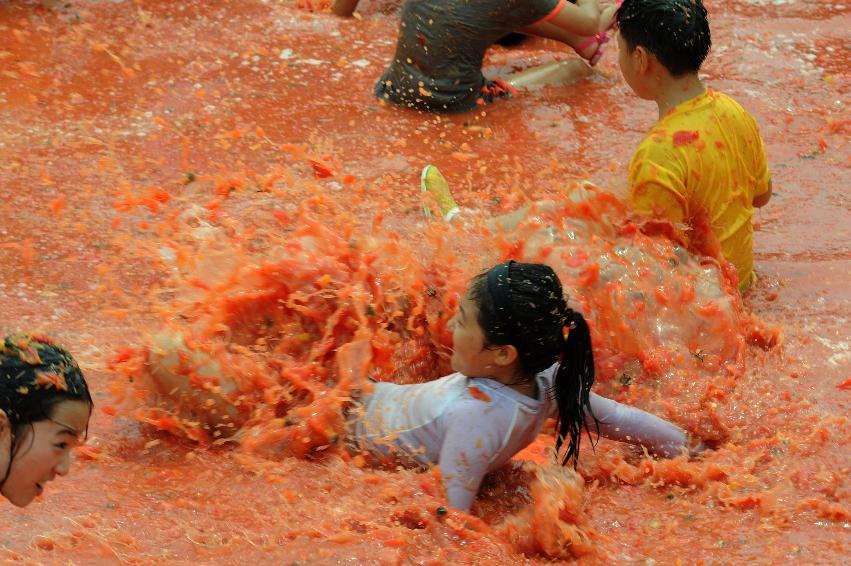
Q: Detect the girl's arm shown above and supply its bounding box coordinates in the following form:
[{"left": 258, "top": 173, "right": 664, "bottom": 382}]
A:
[
  {"left": 438, "top": 401, "right": 502, "bottom": 512},
  {"left": 588, "top": 393, "right": 701, "bottom": 458}
]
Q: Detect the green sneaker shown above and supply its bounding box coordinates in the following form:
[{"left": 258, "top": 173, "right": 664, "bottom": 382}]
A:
[{"left": 421, "top": 165, "right": 460, "bottom": 221}]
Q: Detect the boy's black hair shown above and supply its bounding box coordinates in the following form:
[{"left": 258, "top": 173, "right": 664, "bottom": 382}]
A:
[
  {"left": 617, "top": 0, "right": 712, "bottom": 77},
  {"left": 469, "top": 262, "right": 598, "bottom": 468}
]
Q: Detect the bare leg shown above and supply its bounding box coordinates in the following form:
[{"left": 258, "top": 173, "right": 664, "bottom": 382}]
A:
[
  {"left": 518, "top": 4, "right": 620, "bottom": 63},
  {"left": 148, "top": 332, "right": 242, "bottom": 436},
  {"left": 504, "top": 5, "right": 619, "bottom": 89},
  {"left": 488, "top": 201, "right": 559, "bottom": 232},
  {"left": 332, "top": 0, "right": 359, "bottom": 17},
  {"left": 504, "top": 59, "right": 593, "bottom": 89},
  {"left": 519, "top": 22, "right": 597, "bottom": 59}
]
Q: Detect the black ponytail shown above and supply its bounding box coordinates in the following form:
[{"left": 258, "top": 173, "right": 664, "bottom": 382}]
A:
[
  {"left": 552, "top": 310, "right": 598, "bottom": 467},
  {"left": 469, "top": 262, "right": 598, "bottom": 468}
]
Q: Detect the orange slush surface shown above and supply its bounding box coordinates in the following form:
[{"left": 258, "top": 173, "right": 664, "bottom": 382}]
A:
[{"left": 1, "top": 0, "right": 849, "bottom": 564}]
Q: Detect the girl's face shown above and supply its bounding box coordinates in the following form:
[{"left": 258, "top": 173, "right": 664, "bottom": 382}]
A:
[
  {"left": 448, "top": 294, "right": 497, "bottom": 377},
  {"left": 0, "top": 400, "right": 90, "bottom": 507}
]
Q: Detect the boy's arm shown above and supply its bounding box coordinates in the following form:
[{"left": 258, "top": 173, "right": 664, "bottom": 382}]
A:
[
  {"left": 332, "top": 0, "right": 359, "bottom": 17},
  {"left": 746, "top": 111, "right": 772, "bottom": 208},
  {"left": 630, "top": 179, "right": 688, "bottom": 224},
  {"left": 752, "top": 179, "right": 772, "bottom": 208},
  {"left": 629, "top": 163, "right": 689, "bottom": 251},
  {"left": 627, "top": 141, "right": 691, "bottom": 248}
]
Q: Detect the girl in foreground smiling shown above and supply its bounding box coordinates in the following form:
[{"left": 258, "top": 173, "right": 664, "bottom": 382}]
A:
[
  {"left": 0, "top": 334, "right": 92, "bottom": 507},
  {"left": 346, "top": 261, "right": 703, "bottom": 511}
]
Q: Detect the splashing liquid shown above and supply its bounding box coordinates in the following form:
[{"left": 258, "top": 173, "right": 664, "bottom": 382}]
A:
[{"left": 1, "top": 0, "right": 847, "bottom": 564}]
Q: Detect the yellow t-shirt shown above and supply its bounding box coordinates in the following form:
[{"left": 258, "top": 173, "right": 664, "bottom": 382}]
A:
[{"left": 628, "top": 89, "right": 770, "bottom": 291}]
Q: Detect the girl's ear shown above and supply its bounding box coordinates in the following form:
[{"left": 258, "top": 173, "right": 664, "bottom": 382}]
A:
[
  {"left": 493, "top": 344, "right": 519, "bottom": 367},
  {"left": 0, "top": 410, "right": 10, "bottom": 485}
]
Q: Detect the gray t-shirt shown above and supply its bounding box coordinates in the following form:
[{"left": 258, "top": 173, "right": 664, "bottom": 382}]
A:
[
  {"left": 375, "top": 0, "right": 562, "bottom": 112},
  {"left": 348, "top": 365, "right": 688, "bottom": 511}
]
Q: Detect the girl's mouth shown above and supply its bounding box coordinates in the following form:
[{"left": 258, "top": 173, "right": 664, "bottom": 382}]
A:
[{"left": 35, "top": 483, "right": 44, "bottom": 496}]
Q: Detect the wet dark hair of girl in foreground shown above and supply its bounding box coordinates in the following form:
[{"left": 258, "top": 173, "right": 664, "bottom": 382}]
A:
[
  {"left": 468, "top": 261, "right": 599, "bottom": 466},
  {"left": 0, "top": 334, "right": 93, "bottom": 506}
]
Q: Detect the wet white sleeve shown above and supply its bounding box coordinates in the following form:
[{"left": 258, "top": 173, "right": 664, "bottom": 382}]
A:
[
  {"left": 437, "top": 401, "right": 503, "bottom": 512},
  {"left": 589, "top": 392, "right": 688, "bottom": 458}
]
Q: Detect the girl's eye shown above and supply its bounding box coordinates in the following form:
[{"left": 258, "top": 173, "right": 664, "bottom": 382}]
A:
[{"left": 55, "top": 442, "right": 69, "bottom": 450}]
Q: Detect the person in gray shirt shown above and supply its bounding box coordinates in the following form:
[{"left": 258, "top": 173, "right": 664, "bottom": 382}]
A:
[{"left": 374, "top": 0, "right": 618, "bottom": 112}]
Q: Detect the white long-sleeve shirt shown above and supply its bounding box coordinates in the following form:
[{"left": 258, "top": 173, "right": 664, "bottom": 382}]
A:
[{"left": 347, "top": 364, "right": 688, "bottom": 511}]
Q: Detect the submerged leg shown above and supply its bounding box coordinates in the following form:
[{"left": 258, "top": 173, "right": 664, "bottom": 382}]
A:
[
  {"left": 504, "top": 59, "right": 593, "bottom": 90},
  {"left": 517, "top": 4, "right": 620, "bottom": 70},
  {"left": 148, "top": 332, "right": 243, "bottom": 437},
  {"left": 520, "top": 22, "right": 598, "bottom": 60}
]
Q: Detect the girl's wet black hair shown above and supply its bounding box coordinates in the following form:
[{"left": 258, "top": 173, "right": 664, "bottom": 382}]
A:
[
  {"left": 0, "top": 334, "right": 93, "bottom": 485},
  {"left": 617, "top": 0, "right": 711, "bottom": 77},
  {"left": 469, "top": 262, "right": 598, "bottom": 467}
]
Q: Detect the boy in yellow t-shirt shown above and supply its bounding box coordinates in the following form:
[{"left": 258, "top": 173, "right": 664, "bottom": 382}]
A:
[{"left": 616, "top": 0, "right": 772, "bottom": 291}]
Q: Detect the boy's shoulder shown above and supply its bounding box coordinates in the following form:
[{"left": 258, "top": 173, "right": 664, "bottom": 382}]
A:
[
  {"left": 664, "top": 89, "right": 753, "bottom": 126},
  {"left": 694, "top": 89, "right": 764, "bottom": 147},
  {"left": 638, "top": 89, "right": 760, "bottom": 152},
  {"left": 689, "top": 90, "right": 761, "bottom": 132},
  {"left": 705, "top": 89, "right": 759, "bottom": 125}
]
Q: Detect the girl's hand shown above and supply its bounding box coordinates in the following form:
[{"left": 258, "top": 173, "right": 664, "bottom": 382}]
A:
[{"left": 686, "top": 434, "right": 708, "bottom": 458}]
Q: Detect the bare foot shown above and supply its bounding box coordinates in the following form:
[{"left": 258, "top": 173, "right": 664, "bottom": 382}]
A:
[{"left": 599, "top": 4, "right": 619, "bottom": 33}]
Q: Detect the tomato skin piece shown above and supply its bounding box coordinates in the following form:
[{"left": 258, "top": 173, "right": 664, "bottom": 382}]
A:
[
  {"left": 468, "top": 386, "right": 492, "bottom": 403},
  {"left": 309, "top": 159, "right": 334, "bottom": 178}
]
